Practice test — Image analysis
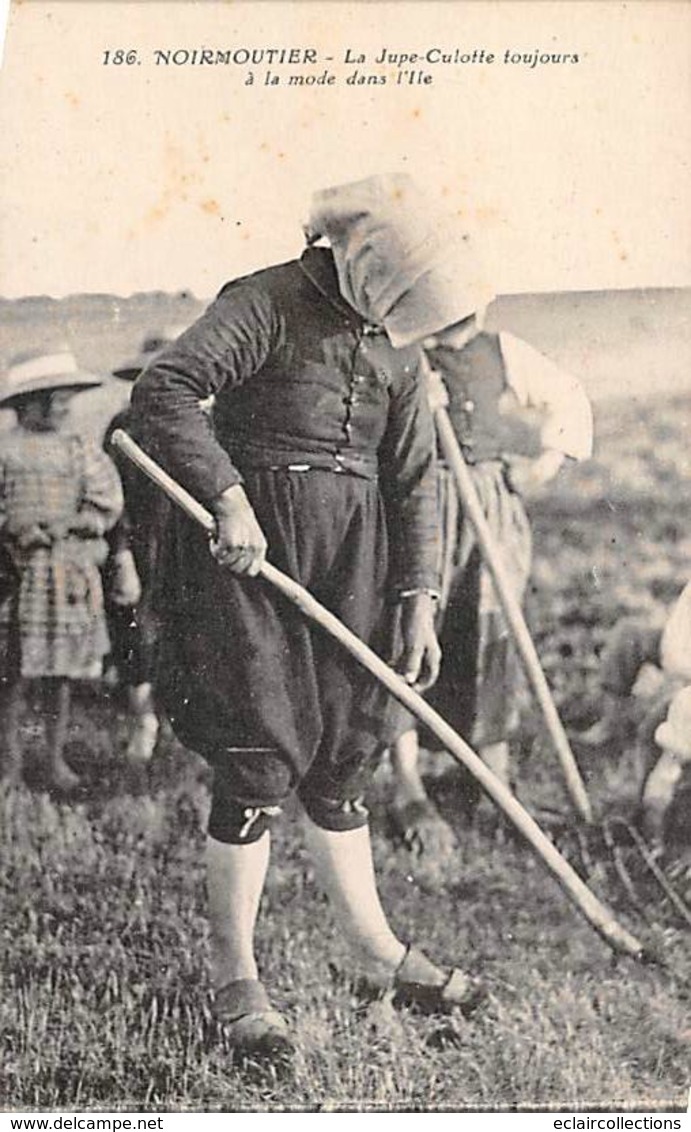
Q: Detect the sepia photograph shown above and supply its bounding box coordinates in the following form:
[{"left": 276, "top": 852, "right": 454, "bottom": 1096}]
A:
[{"left": 1, "top": 0, "right": 690, "bottom": 1116}]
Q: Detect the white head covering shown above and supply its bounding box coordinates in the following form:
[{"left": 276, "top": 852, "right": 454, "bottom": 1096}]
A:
[{"left": 306, "top": 173, "right": 494, "bottom": 348}]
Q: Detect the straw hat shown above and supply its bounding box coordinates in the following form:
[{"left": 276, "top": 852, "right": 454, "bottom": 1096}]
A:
[
  {"left": 0, "top": 349, "right": 103, "bottom": 408},
  {"left": 112, "top": 324, "right": 188, "bottom": 382},
  {"left": 654, "top": 686, "right": 691, "bottom": 762}
]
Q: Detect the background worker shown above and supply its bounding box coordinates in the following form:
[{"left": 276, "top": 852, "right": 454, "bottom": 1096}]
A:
[{"left": 390, "top": 315, "right": 593, "bottom": 851}]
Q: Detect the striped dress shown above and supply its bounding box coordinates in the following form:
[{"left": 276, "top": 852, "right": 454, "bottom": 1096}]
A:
[
  {"left": 0, "top": 428, "right": 123, "bottom": 679},
  {"left": 429, "top": 458, "right": 532, "bottom": 747}
]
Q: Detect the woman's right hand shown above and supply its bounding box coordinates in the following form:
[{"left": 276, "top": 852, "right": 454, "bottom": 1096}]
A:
[
  {"left": 423, "top": 360, "right": 449, "bottom": 413},
  {"left": 109, "top": 549, "right": 143, "bottom": 606},
  {"left": 210, "top": 485, "right": 267, "bottom": 576}
]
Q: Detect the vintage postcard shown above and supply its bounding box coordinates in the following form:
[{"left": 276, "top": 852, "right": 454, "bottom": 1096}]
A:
[{"left": 1, "top": 0, "right": 690, "bottom": 1118}]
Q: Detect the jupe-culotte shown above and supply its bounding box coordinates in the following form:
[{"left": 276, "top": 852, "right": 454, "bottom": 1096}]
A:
[{"left": 156, "top": 465, "right": 393, "bottom": 832}]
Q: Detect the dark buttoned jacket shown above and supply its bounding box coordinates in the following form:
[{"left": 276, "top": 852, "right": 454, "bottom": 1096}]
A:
[{"left": 131, "top": 246, "right": 439, "bottom": 594}]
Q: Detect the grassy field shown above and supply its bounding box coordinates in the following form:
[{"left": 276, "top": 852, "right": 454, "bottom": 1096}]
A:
[{"left": 2, "top": 385, "right": 691, "bottom": 1111}]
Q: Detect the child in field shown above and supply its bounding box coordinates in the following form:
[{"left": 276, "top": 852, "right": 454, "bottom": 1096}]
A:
[
  {"left": 0, "top": 349, "right": 123, "bottom": 788},
  {"left": 390, "top": 313, "right": 593, "bottom": 850},
  {"left": 580, "top": 579, "right": 691, "bottom": 841},
  {"left": 104, "top": 326, "right": 193, "bottom": 763}
]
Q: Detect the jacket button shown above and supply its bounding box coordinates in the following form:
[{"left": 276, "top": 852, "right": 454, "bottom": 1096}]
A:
[{"left": 463, "top": 399, "right": 475, "bottom": 413}]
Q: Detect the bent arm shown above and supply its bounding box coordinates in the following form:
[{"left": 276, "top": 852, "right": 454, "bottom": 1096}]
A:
[
  {"left": 75, "top": 442, "right": 124, "bottom": 535},
  {"left": 499, "top": 331, "right": 593, "bottom": 461},
  {"left": 130, "top": 282, "right": 278, "bottom": 504},
  {"left": 378, "top": 349, "right": 440, "bottom": 596}
]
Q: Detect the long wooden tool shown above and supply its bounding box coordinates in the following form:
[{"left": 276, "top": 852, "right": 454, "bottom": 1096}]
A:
[
  {"left": 434, "top": 406, "right": 593, "bottom": 824},
  {"left": 110, "top": 428, "right": 642, "bottom": 958}
]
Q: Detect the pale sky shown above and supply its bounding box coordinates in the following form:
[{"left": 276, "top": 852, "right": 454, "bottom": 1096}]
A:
[{"left": 1, "top": 0, "right": 690, "bottom": 299}]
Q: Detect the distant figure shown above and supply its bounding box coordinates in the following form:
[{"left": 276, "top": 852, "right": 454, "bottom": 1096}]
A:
[
  {"left": 580, "top": 579, "right": 691, "bottom": 841},
  {"left": 104, "top": 328, "right": 188, "bottom": 763},
  {"left": 0, "top": 350, "right": 123, "bottom": 788},
  {"left": 390, "top": 318, "right": 593, "bottom": 851}
]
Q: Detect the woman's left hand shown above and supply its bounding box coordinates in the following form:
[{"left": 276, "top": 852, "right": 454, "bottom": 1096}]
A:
[
  {"left": 505, "top": 449, "right": 565, "bottom": 497},
  {"left": 395, "top": 592, "right": 441, "bottom": 692}
]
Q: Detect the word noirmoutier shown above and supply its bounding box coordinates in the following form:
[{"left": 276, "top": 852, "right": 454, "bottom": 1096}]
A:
[{"left": 153, "top": 47, "right": 319, "bottom": 65}]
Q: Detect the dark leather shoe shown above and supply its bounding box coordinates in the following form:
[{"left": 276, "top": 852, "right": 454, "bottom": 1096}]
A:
[{"left": 213, "top": 979, "right": 294, "bottom": 1068}]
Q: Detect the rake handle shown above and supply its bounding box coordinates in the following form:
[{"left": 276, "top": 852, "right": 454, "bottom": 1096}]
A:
[{"left": 434, "top": 406, "right": 593, "bottom": 824}]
